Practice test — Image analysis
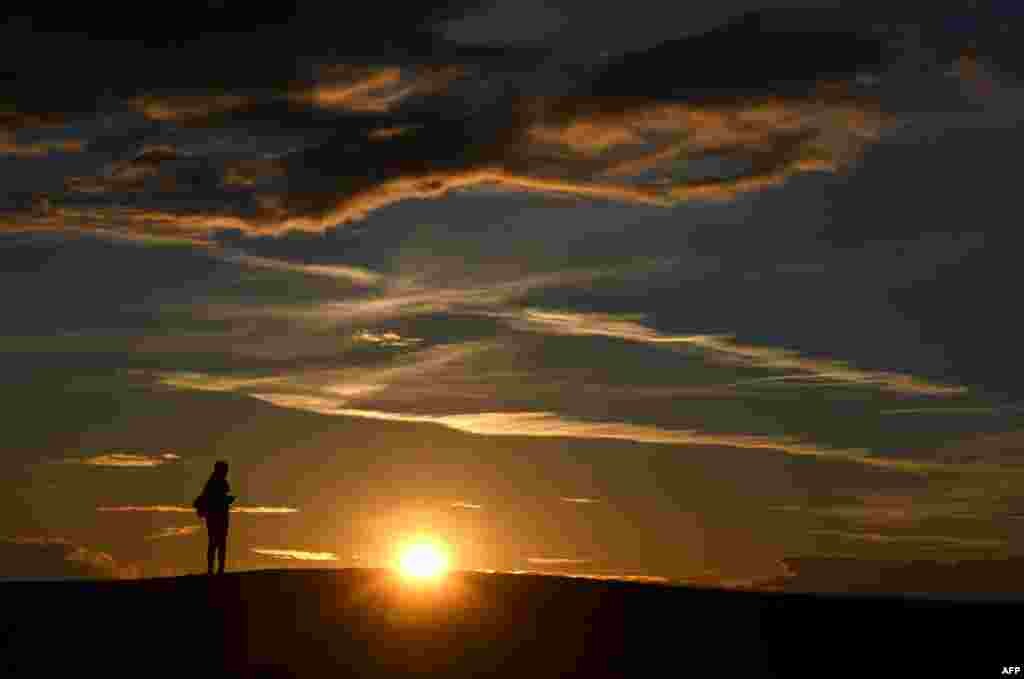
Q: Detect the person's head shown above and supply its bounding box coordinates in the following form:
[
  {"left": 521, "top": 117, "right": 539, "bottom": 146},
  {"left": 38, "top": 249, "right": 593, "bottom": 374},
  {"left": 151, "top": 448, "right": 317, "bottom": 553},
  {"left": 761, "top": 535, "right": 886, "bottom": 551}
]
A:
[{"left": 213, "top": 460, "right": 229, "bottom": 478}]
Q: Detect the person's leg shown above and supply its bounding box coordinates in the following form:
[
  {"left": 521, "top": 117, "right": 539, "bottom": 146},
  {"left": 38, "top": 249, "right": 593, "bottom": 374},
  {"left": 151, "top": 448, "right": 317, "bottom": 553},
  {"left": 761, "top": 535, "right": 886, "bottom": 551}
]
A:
[
  {"left": 206, "top": 521, "right": 215, "bottom": 575},
  {"left": 216, "top": 516, "right": 228, "bottom": 574},
  {"left": 217, "top": 541, "right": 226, "bottom": 575}
]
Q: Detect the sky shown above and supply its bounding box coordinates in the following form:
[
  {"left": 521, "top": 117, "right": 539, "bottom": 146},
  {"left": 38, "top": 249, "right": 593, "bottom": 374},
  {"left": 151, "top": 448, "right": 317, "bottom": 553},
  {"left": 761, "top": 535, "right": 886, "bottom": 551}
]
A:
[{"left": 3, "top": 1, "right": 1024, "bottom": 592}]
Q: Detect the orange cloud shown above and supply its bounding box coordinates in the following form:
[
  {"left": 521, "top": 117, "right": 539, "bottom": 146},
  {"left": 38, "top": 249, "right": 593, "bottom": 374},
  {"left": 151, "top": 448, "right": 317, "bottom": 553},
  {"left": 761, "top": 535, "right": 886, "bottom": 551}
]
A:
[
  {"left": 352, "top": 330, "right": 424, "bottom": 347},
  {"left": 368, "top": 125, "right": 419, "bottom": 140},
  {"left": 59, "top": 452, "right": 181, "bottom": 467},
  {"left": 0, "top": 133, "right": 84, "bottom": 157},
  {"left": 130, "top": 94, "right": 249, "bottom": 122},
  {"left": 290, "top": 65, "right": 462, "bottom": 113},
  {"left": 506, "top": 569, "right": 671, "bottom": 584},
  {"left": 252, "top": 548, "right": 339, "bottom": 561},
  {"left": 97, "top": 505, "right": 298, "bottom": 513},
  {"left": 145, "top": 525, "right": 200, "bottom": 540},
  {"left": 3, "top": 83, "right": 893, "bottom": 241}
]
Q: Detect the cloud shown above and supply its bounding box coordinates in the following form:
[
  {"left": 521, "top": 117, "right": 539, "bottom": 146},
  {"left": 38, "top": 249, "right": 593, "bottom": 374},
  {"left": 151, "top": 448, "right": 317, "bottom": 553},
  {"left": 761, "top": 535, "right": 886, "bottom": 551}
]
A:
[
  {"left": 527, "top": 557, "right": 590, "bottom": 565},
  {"left": 207, "top": 397, "right": 992, "bottom": 474},
  {"left": 218, "top": 269, "right": 608, "bottom": 327},
  {"left": 97, "top": 505, "right": 297, "bottom": 514},
  {"left": 154, "top": 339, "right": 1003, "bottom": 475},
  {"left": 497, "top": 309, "right": 965, "bottom": 396},
  {"left": 57, "top": 452, "right": 181, "bottom": 467},
  {"left": 209, "top": 249, "right": 382, "bottom": 287},
  {"left": 353, "top": 330, "right": 425, "bottom": 347},
  {"left": 451, "top": 502, "right": 482, "bottom": 509},
  {"left": 3, "top": 536, "right": 71, "bottom": 546},
  {"left": 808, "top": 529, "right": 1004, "bottom": 549},
  {"left": 506, "top": 569, "right": 671, "bottom": 584},
  {"left": 0, "top": 536, "right": 136, "bottom": 579},
  {"left": 288, "top": 65, "right": 464, "bottom": 113},
  {"left": 130, "top": 94, "right": 251, "bottom": 123},
  {"left": 252, "top": 548, "right": 339, "bottom": 561},
  {"left": 157, "top": 342, "right": 491, "bottom": 408},
  {"left": 0, "top": 6, "right": 903, "bottom": 243},
  {"left": 560, "top": 497, "right": 600, "bottom": 504},
  {"left": 879, "top": 407, "right": 1006, "bottom": 416},
  {"left": 772, "top": 492, "right": 988, "bottom": 527},
  {"left": 145, "top": 525, "right": 201, "bottom": 540},
  {"left": 0, "top": 132, "right": 84, "bottom": 157}
]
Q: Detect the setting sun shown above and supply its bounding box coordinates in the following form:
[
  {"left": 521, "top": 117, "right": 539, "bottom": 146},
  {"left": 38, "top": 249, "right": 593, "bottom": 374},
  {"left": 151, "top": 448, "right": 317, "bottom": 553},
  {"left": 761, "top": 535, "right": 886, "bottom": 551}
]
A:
[{"left": 396, "top": 538, "right": 451, "bottom": 580}]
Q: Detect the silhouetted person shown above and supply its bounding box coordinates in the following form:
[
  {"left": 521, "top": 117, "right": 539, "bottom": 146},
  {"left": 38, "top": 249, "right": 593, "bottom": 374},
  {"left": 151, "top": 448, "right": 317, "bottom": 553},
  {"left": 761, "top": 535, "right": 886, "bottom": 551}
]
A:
[{"left": 195, "top": 460, "right": 235, "bottom": 575}]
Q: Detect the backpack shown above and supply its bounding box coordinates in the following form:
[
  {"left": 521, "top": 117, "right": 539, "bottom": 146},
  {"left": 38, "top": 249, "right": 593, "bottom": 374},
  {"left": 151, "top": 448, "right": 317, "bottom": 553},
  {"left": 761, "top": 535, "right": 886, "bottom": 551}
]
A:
[{"left": 193, "top": 494, "right": 208, "bottom": 518}]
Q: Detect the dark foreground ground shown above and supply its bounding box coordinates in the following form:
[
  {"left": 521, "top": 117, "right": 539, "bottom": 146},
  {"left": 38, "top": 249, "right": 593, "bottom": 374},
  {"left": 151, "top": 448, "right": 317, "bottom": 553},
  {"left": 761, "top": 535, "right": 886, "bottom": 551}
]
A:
[{"left": 1, "top": 568, "right": 1020, "bottom": 677}]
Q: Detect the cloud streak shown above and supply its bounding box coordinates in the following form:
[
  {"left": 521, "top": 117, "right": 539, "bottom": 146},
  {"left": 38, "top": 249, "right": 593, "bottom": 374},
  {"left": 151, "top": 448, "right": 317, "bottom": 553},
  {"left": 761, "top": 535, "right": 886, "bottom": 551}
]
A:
[
  {"left": 200, "top": 394, "right": 1000, "bottom": 474},
  {"left": 57, "top": 452, "right": 181, "bottom": 468},
  {"left": 97, "top": 505, "right": 298, "bottom": 514},
  {"left": 506, "top": 569, "right": 671, "bottom": 584},
  {"left": 498, "top": 309, "right": 965, "bottom": 396},
  {"left": 252, "top": 548, "right": 339, "bottom": 561},
  {"left": 145, "top": 525, "right": 200, "bottom": 540},
  {"left": 809, "top": 528, "right": 1004, "bottom": 549}
]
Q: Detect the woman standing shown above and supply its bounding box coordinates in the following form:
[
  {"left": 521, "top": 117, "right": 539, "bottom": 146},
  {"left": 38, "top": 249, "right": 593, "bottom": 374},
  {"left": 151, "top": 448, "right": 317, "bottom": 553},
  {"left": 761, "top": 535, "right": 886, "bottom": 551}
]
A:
[{"left": 194, "top": 460, "right": 235, "bottom": 575}]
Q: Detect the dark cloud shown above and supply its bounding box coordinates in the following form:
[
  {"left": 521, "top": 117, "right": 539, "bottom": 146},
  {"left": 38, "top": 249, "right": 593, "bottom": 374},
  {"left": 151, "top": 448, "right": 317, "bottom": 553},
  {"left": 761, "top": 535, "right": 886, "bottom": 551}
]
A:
[{"left": 0, "top": 6, "right": 928, "bottom": 240}]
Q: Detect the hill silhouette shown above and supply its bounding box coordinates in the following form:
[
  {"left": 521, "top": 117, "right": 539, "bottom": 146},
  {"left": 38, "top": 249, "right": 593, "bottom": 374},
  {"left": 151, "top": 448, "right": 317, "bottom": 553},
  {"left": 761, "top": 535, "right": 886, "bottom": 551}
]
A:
[{"left": 1, "top": 568, "right": 1019, "bottom": 677}]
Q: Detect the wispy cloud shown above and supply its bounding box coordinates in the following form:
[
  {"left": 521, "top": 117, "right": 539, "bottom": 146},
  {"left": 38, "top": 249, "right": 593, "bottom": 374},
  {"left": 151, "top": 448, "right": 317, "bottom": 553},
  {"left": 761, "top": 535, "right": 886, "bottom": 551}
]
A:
[
  {"left": 809, "top": 528, "right": 1004, "bottom": 549},
  {"left": 220, "top": 400, "right": 987, "bottom": 474},
  {"left": 57, "top": 452, "right": 181, "bottom": 468},
  {"left": 2, "top": 536, "right": 71, "bottom": 546},
  {"left": 218, "top": 269, "right": 608, "bottom": 328},
  {"left": 560, "top": 497, "right": 600, "bottom": 504},
  {"left": 527, "top": 557, "right": 590, "bottom": 565},
  {"left": 451, "top": 502, "right": 482, "bottom": 510},
  {"left": 158, "top": 342, "right": 490, "bottom": 407},
  {"left": 497, "top": 309, "right": 964, "bottom": 396},
  {"left": 289, "top": 65, "right": 463, "bottom": 113},
  {"left": 252, "top": 548, "right": 339, "bottom": 561},
  {"left": 156, "top": 345, "right": 1002, "bottom": 475},
  {"left": 130, "top": 94, "right": 249, "bottom": 122},
  {"left": 771, "top": 495, "right": 984, "bottom": 528},
  {"left": 506, "top": 569, "right": 671, "bottom": 584},
  {"left": 1, "top": 536, "right": 137, "bottom": 579},
  {"left": 209, "top": 250, "right": 383, "bottom": 287},
  {"left": 145, "top": 525, "right": 200, "bottom": 540},
  {"left": 0, "top": 132, "right": 84, "bottom": 157},
  {"left": 353, "top": 330, "right": 424, "bottom": 347},
  {"left": 97, "top": 505, "right": 297, "bottom": 514}
]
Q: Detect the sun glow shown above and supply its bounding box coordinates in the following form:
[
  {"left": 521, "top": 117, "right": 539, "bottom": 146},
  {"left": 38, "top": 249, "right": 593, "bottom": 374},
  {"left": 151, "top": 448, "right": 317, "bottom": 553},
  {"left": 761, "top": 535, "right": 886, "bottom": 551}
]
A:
[{"left": 396, "top": 537, "right": 451, "bottom": 581}]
